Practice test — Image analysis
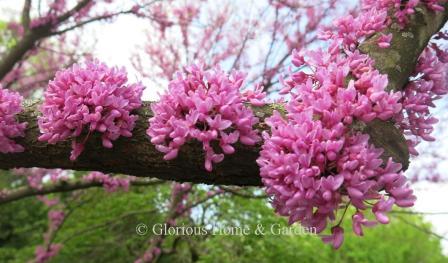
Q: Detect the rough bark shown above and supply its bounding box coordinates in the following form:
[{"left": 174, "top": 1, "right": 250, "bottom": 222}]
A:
[
  {"left": 0, "top": 101, "right": 409, "bottom": 186},
  {"left": 359, "top": 3, "right": 448, "bottom": 91},
  {"left": 0, "top": 4, "right": 447, "bottom": 186}
]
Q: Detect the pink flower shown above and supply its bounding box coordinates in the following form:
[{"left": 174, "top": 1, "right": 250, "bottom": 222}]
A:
[
  {"left": 38, "top": 60, "right": 143, "bottom": 160},
  {"left": 48, "top": 210, "right": 65, "bottom": 228},
  {"left": 0, "top": 85, "right": 27, "bottom": 153},
  {"left": 148, "top": 63, "right": 264, "bottom": 171},
  {"left": 373, "top": 197, "right": 395, "bottom": 224},
  {"left": 83, "top": 171, "right": 131, "bottom": 192},
  {"left": 395, "top": 47, "right": 448, "bottom": 154},
  {"left": 425, "top": 0, "right": 445, "bottom": 11},
  {"left": 322, "top": 226, "right": 344, "bottom": 249},
  {"left": 12, "top": 168, "right": 53, "bottom": 190},
  {"left": 242, "top": 84, "right": 267, "bottom": 107},
  {"left": 377, "top": 33, "right": 392, "bottom": 48},
  {"left": 171, "top": 182, "right": 191, "bottom": 213},
  {"left": 257, "top": 0, "right": 423, "bottom": 248},
  {"left": 352, "top": 212, "right": 376, "bottom": 236},
  {"left": 35, "top": 244, "right": 62, "bottom": 263}
]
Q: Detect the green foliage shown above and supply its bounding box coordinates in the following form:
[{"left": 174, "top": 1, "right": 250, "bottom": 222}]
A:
[
  {"left": 0, "top": 182, "right": 446, "bottom": 263},
  {"left": 0, "top": 197, "right": 47, "bottom": 263},
  {"left": 0, "top": 21, "right": 18, "bottom": 50},
  {"left": 194, "top": 195, "right": 447, "bottom": 263}
]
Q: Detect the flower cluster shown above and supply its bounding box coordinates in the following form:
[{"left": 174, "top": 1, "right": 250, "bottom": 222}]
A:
[
  {"left": 283, "top": 49, "right": 402, "bottom": 123},
  {"left": 13, "top": 168, "right": 67, "bottom": 191},
  {"left": 257, "top": 0, "right": 426, "bottom": 249},
  {"left": 38, "top": 61, "right": 143, "bottom": 160},
  {"left": 377, "top": 33, "right": 392, "bottom": 49},
  {"left": 35, "top": 244, "right": 62, "bottom": 263},
  {"left": 48, "top": 210, "right": 65, "bottom": 229},
  {"left": 362, "top": 0, "right": 444, "bottom": 27},
  {"left": 171, "top": 182, "right": 192, "bottom": 215},
  {"left": 395, "top": 47, "right": 448, "bottom": 155},
  {"left": 147, "top": 64, "right": 265, "bottom": 171},
  {"left": 0, "top": 85, "right": 27, "bottom": 153},
  {"left": 136, "top": 247, "right": 161, "bottom": 263},
  {"left": 37, "top": 196, "right": 60, "bottom": 207},
  {"left": 83, "top": 172, "right": 131, "bottom": 192},
  {"left": 258, "top": 113, "right": 414, "bottom": 248},
  {"left": 319, "top": 7, "right": 388, "bottom": 49},
  {"left": 135, "top": 183, "right": 193, "bottom": 263},
  {"left": 12, "top": 168, "right": 51, "bottom": 190}
]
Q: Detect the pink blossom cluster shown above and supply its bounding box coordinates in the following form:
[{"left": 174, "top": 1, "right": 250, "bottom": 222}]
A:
[
  {"left": 30, "top": 15, "right": 58, "bottom": 29},
  {"left": 319, "top": 7, "right": 389, "bottom": 49},
  {"left": 258, "top": 112, "right": 414, "bottom": 248},
  {"left": 12, "top": 168, "right": 64, "bottom": 190},
  {"left": 35, "top": 244, "right": 62, "bottom": 263},
  {"left": 48, "top": 210, "right": 65, "bottom": 229},
  {"left": 7, "top": 21, "right": 24, "bottom": 37},
  {"left": 257, "top": 0, "right": 428, "bottom": 249},
  {"left": 83, "top": 172, "right": 131, "bottom": 192},
  {"left": 37, "top": 196, "right": 60, "bottom": 207},
  {"left": 29, "top": 0, "right": 108, "bottom": 29},
  {"left": 38, "top": 61, "right": 143, "bottom": 161},
  {"left": 283, "top": 49, "right": 402, "bottom": 123},
  {"left": 147, "top": 64, "right": 265, "bottom": 171},
  {"left": 322, "top": 0, "right": 446, "bottom": 50},
  {"left": 49, "top": 0, "right": 67, "bottom": 12},
  {"left": 135, "top": 183, "right": 192, "bottom": 263},
  {"left": 135, "top": 247, "right": 161, "bottom": 263},
  {"left": 377, "top": 33, "right": 393, "bottom": 49},
  {"left": 362, "top": 0, "right": 445, "bottom": 26},
  {"left": 395, "top": 46, "right": 448, "bottom": 155},
  {"left": 33, "top": 198, "right": 64, "bottom": 263},
  {"left": 0, "top": 85, "right": 27, "bottom": 153},
  {"left": 28, "top": 0, "right": 67, "bottom": 29},
  {"left": 171, "top": 182, "right": 192, "bottom": 214}
]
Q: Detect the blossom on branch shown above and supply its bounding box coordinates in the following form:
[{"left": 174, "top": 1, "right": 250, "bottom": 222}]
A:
[
  {"left": 148, "top": 64, "right": 265, "bottom": 171},
  {"left": 0, "top": 85, "right": 27, "bottom": 153},
  {"left": 38, "top": 61, "right": 143, "bottom": 160}
]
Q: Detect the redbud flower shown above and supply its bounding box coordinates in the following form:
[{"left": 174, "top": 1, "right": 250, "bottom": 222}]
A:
[
  {"left": 48, "top": 210, "right": 65, "bottom": 229},
  {"left": 38, "top": 61, "right": 143, "bottom": 160},
  {"left": 322, "top": 226, "right": 344, "bottom": 249},
  {"left": 257, "top": 0, "right": 427, "bottom": 249},
  {"left": 396, "top": 47, "right": 448, "bottom": 154},
  {"left": 352, "top": 212, "right": 376, "bottom": 236},
  {"left": 148, "top": 63, "right": 264, "bottom": 171},
  {"left": 35, "top": 244, "right": 62, "bottom": 263},
  {"left": 377, "top": 33, "right": 392, "bottom": 48},
  {"left": 0, "top": 85, "right": 27, "bottom": 153},
  {"left": 83, "top": 171, "right": 131, "bottom": 192}
]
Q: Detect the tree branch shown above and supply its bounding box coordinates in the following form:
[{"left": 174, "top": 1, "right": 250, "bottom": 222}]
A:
[
  {"left": 0, "top": 0, "right": 94, "bottom": 80},
  {"left": 0, "top": 4, "right": 446, "bottom": 186},
  {"left": 359, "top": 3, "right": 448, "bottom": 90},
  {"left": 0, "top": 100, "right": 406, "bottom": 186},
  {"left": 0, "top": 0, "right": 160, "bottom": 81},
  {"left": 21, "top": 0, "right": 32, "bottom": 30},
  {"left": 0, "top": 177, "right": 163, "bottom": 205},
  {"left": 0, "top": 30, "right": 44, "bottom": 81}
]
